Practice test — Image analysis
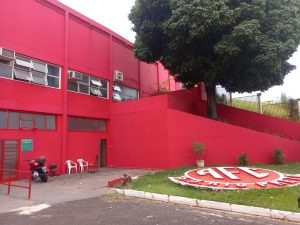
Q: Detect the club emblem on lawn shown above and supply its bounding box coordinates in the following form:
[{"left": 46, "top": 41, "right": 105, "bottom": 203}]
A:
[{"left": 169, "top": 167, "right": 300, "bottom": 190}]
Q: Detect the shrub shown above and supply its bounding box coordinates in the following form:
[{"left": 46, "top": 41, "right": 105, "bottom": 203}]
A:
[
  {"left": 192, "top": 142, "right": 205, "bottom": 160},
  {"left": 273, "top": 148, "right": 284, "bottom": 165},
  {"left": 238, "top": 153, "right": 249, "bottom": 166}
]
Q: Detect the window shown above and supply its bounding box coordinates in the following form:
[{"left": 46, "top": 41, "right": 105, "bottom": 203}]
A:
[
  {"left": 0, "top": 111, "right": 7, "bottom": 128},
  {"left": 67, "top": 69, "right": 109, "bottom": 99},
  {"left": 32, "top": 71, "right": 47, "bottom": 85},
  {"left": 0, "top": 63, "right": 13, "bottom": 79},
  {"left": 68, "top": 117, "right": 107, "bottom": 132},
  {"left": 15, "top": 56, "right": 33, "bottom": 69},
  {"left": 34, "top": 114, "right": 45, "bottom": 129},
  {"left": 20, "top": 113, "right": 34, "bottom": 129},
  {"left": 8, "top": 112, "right": 19, "bottom": 129},
  {"left": 113, "top": 84, "right": 138, "bottom": 101},
  {"left": 45, "top": 115, "right": 55, "bottom": 130},
  {"left": 0, "top": 110, "right": 56, "bottom": 130},
  {"left": 0, "top": 52, "right": 61, "bottom": 89},
  {"left": 14, "top": 68, "right": 32, "bottom": 82},
  {"left": 47, "top": 64, "right": 60, "bottom": 88}
]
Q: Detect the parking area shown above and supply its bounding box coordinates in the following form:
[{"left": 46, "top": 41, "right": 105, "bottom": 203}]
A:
[{"left": 0, "top": 168, "right": 157, "bottom": 213}]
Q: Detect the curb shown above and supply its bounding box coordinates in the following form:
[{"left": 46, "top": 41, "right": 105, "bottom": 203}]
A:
[{"left": 113, "top": 188, "right": 300, "bottom": 223}]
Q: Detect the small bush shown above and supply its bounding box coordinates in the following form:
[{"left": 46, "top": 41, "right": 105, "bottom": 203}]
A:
[
  {"left": 238, "top": 153, "right": 249, "bottom": 166},
  {"left": 273, "top": 148, "right": 284, "bottom": 165},
  {"left": 192, "top": 142, "right": 205, "bottom": 159}
]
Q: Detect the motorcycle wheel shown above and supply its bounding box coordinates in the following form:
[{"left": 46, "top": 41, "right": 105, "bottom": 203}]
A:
[{"left": 41, "top": 174, "right": 48, "bottom": 182}]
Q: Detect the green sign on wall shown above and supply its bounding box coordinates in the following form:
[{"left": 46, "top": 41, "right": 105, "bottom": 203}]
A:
[{"left": 21, "top": 139, "right": 33, "bottom": 152}]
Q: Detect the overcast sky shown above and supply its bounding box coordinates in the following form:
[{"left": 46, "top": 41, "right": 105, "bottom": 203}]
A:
[{"left": 58, "top": 0, "right": 299, "bottom": 102}]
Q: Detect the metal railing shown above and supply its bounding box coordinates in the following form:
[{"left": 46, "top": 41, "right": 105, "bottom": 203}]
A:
[
  {"left": 216, "top": 87, "right": 300, "bottom": 121},
  {"left": 0, "top": 169, "right": 32, "bottom": 199}
]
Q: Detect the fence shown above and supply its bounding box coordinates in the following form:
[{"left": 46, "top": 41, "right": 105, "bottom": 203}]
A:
[
  {"left": 0, "top": 169, "right": 32, "bottom": 199},
  {"left": 216, "top": 87, "right": 300, "bottom": 121}
]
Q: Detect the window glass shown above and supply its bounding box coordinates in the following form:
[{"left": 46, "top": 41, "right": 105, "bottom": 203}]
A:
[
  {"left": 79, "top": 83, "right": 89, "bottom": 94},
  {"left": 90, "top": 78, "right": 102, "bottom": 87},
  {"left": 20, "top": 113, "right": 33, "bottom": 120},
  {"left": 15, "top": 56, "right": 33, "bottom": 68},
  {"left": 81, "top": 74, "right": 89, "bottom": 84},
  {"left": 8, "top": 112, "right": 19, "bottom": 129},
  {"left": 0, "top": 111, "right": 7, "bottom": 128},
  {"left": 77, "top": 118, "right": 84, "bottom": 130},
  {"left": 45, "top": 115, "right": 55, "bottom": 130},
  {"left": 20, "top": 120, "right": 33, "bottom": 128},
  {"left": 32, "top": 61, "right": 48, "bottom": 73},
  {"left": 99, "top": 120, "right": 107, "bottom": 132},
  {"left": 68, "top": 81, "right": 78, "bottom": 92},
  {"left": 14, "top": 69, "right": 32, "bottom": 81},
  {"left": 0, "top": 63, "right": 13, "bottom": 79},
  {"left": 100, "top": 79, "right": 108, "bottom": 89},
  {"left": 34, "top": 114, "right": 45, "bottom": 129},
  {"left": 90, "top": 87, "right": 101, "bottom": 96},
  {"left": 68, "top": 117, "right": 76, "bottom": 130},
  {"left": 47, "top": 76, "right": 59, "bottom": 88},
  {"left": 47, "top": 65, "right": 60, "bottom": 77},
  {"left": 32, "top": 71, "right": 47, "bottom": 85},
  {"left": 85, "top": 119, "right": 92, "bottom": 130}
]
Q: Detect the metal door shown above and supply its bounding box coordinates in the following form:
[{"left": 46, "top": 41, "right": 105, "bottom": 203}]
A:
[
  {"left": 100, "top": 139, "right": 107, "bottom": 167},
  {"left": 0, "top": 140, "right": 19, "bottom": 180}
]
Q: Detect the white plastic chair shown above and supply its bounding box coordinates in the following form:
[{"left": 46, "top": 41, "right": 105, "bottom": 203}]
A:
[
  {"left": 77, "top": 159, "right": 89, "bottom": 173},
  {"left": 65, "top": 160, "right": 77, "bottom": 175}
]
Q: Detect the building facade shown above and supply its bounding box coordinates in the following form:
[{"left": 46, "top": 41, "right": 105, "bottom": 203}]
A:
[{"left": 0, "top": 0, "right": 181, "bottom": 175}]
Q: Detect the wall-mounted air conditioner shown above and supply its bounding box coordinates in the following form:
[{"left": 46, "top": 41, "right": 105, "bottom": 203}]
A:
[
  {"left": 0, "top": 47, "right": 15, "bottom": 61},
  {"left": 113, "top": 70, "right": 124, "bottom": 81},
  {"left": 68, "top": 70, "right": 82, "bottom": 81}
]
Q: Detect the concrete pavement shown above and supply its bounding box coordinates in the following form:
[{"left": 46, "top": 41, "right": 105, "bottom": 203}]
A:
[
  {"left": 0, "top": 195, "right": 295, "bottom": 225},
  {"left": 0, "top": 168, "right": 155, "bottom": 213}
]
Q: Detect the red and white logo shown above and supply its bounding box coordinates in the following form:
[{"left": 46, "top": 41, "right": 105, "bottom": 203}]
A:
[{"left": 169, "top": 167, "right": 300, "bottom": 190}]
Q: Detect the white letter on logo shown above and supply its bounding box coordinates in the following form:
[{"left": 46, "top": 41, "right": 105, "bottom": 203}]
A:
[
  {"left": 238, "top": 167, "right": 269, "bottom": 179},
  {"left": 197, "top": 168, "right": 223, "bottom": 179},
  {"left": 216, "top": 167, "right": 240, "bottom": 180}
]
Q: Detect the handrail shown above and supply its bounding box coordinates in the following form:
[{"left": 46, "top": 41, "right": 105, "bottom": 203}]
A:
[{"left": 0, "top": 169, "right": 32, "bottom": 199}]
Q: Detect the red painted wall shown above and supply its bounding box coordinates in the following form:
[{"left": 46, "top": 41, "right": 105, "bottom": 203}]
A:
[
  {"left": 112, "top": 41, "right": 139, "bottom": 89},
  {"left": 140, "top": 62, "right": 159, "bottom": 97},
  {"left": 67, "top": 131, "right": 108, "bottom": 166},
  {"left": 0, "top": 116, "right": 62, "bottom": 172},
  {"left": 0, "top": 0, "right": 175, "bottom": 173},
  {"left": 168, "top": 88, "right": 202, "bottom": 115},
  {"left": 110, "top": 109, "right": 169, "bottom": 169},
  {"left": 167, "top": 109, "right": 300, "bottom": 167},
  {"left": 0, "top": 0, "right": 65, "bottom": 65},
  {"left": 110, "top": 92, "right": 300, "bottom": 169},
  {"left": 68, "top": 17, "right": 111, "bottom": 78},
  {"left": 217, "top": 104, "right": 300, "bottom": 140}
]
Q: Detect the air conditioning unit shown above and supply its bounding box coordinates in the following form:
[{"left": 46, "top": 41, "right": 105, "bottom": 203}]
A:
[
  {"left": 0, "top": 47, "right": 15, "bottom": 61},
  {"left": 113, "top": 70, "right": 124, "bottom": 81},
  {"left": 68, "top": 70, "right": 82, "bottom": 81}
]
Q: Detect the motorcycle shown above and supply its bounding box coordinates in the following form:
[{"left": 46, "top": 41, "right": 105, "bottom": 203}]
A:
[{"left": 28, "top": 156, "right": 48, "bottom": 182}]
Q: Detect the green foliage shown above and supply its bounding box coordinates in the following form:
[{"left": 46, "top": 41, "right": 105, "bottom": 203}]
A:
[
  {"left": 273, "top": 148, "right": 284, "bottom": 165},
  {"left": 129, "top": 0, "right": 300, "bottom": 118},
  {"left": 192, "top": 141, "right": 205, "bottom": 159},
  {"left": 238, "top": 153, "right": 249, "bottom": 166}
]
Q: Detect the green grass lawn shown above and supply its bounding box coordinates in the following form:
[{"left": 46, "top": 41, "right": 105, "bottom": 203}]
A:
[{"left": 131, "top": 163, "right": 300, "bottom": 212}]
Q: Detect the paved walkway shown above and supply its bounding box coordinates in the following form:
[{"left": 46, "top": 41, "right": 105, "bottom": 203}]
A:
[{"left": 0, "top": 168, "right": 156, "bottom": 213}]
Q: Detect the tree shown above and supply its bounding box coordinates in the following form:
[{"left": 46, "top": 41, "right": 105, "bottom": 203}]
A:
[{"left": 129, "top": 0, "right": 300, "bottom": 119}]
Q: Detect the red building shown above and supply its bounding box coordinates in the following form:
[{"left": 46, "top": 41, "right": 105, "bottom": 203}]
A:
[
  {"left": 1, "top": 0, "right": 300, "bottom": 176},
  {"left": 0, "top": 0, "right": 181, "bottom": 174}
]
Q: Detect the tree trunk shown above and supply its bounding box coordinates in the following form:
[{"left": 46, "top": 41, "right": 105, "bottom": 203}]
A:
[{"left": 205, "top": 84, "right": 218, "bottom": 120}]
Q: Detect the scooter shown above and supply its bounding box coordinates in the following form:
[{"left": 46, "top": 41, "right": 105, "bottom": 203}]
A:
[{"left": 28, "top": 156, "right": 48, "bottom": 182}]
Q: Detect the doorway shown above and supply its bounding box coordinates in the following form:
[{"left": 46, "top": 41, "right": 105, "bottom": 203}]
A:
[
  {"left": 99, "top": 139, "right": 107, "bottom": 167},
  {"left": 0, "top": 140, "right": 19, "bottom": 180}
]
